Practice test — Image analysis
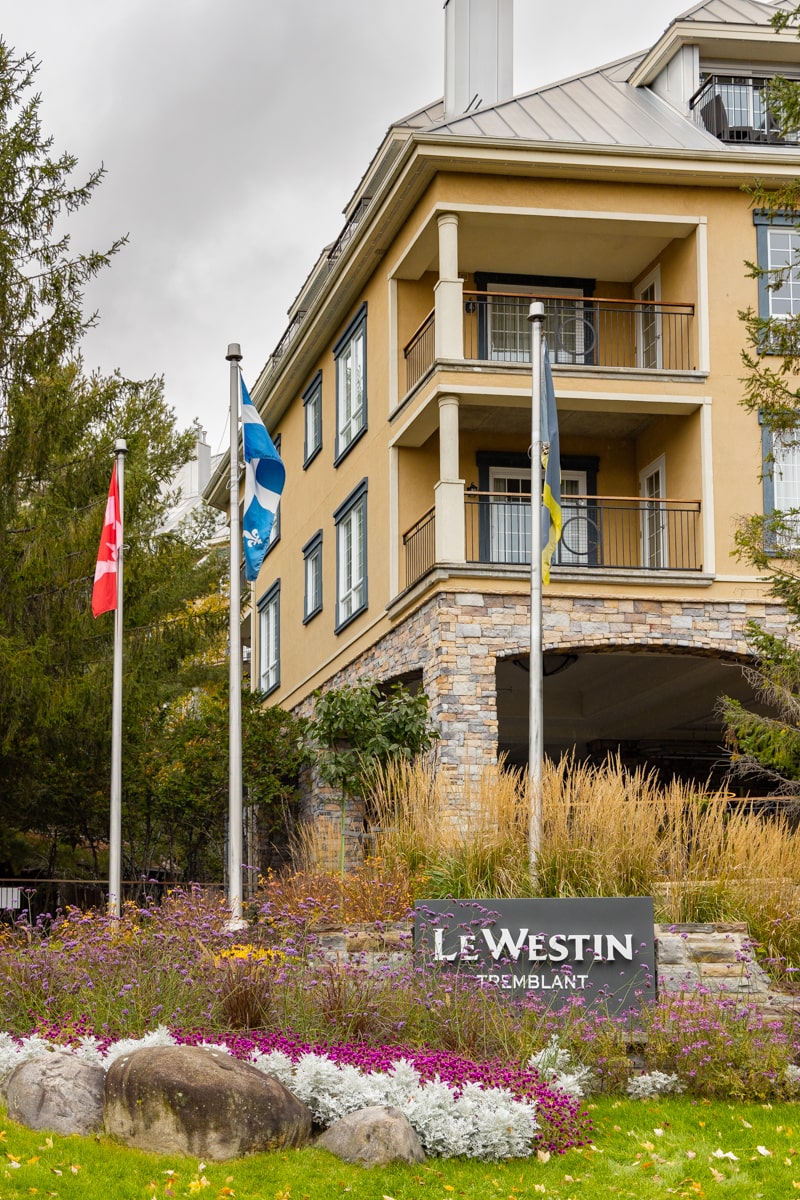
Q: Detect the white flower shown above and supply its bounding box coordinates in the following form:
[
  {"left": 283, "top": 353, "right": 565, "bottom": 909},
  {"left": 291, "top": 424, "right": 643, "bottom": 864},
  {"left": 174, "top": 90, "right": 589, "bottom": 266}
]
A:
[
  {"left": 528, "top": 1037, "right": 594, "bottom": 1098},
  {"left": 102, "top": 1025, "right": 177, "bottom": 1066},
  {"left": 626, "top": 1071, "right": 685, "bottom": 1100}
]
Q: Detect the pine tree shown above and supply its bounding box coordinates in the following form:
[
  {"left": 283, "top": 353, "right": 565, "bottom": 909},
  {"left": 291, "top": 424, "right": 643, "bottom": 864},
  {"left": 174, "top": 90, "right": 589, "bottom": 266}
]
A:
[
  {"left": 722, "top": 4, "right": 800, "bottom": 791},
  {"left": 0, "top": 43, "right": 226, "bottom": 874}
]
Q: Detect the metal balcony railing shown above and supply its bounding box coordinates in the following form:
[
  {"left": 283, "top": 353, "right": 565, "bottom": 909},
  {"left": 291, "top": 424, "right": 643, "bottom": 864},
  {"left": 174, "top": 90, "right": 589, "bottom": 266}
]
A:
[
  {"left": 402, "top": 494, "right": 702, "bottom": 588},
  {"left": 403, "top": 293, "right": 695, "bottom": 390},
  {"left": 402, "top": 506, "right": 436, "bottom": 588},
  {"left": 690, "top": 75, "right": 799, "bottom": 145},
  {"left": 404, "top": 311, "right": 435, "bottom": 391}
]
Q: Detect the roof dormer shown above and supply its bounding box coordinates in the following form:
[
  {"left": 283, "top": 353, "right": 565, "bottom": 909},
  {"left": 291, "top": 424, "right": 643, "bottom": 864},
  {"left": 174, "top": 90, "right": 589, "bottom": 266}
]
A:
[{"left": 630, "top": 0, "right": 800, "bottom": 142}]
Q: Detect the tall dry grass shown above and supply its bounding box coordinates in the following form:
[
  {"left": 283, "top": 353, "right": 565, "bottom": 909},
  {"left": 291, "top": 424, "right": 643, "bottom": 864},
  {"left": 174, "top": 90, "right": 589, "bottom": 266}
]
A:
[
  {"left": 369, "top": 757, "right": 532, "bottom": 898},
  {"left": 366, "top": 755, "right": 800, "bottom": 978}
]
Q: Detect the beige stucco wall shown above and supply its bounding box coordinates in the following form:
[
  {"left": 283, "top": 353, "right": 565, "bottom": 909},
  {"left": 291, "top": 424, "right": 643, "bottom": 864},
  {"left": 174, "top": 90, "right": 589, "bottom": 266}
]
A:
[{"left": 251, "top": 156, "right": 773, "bottom": 713}]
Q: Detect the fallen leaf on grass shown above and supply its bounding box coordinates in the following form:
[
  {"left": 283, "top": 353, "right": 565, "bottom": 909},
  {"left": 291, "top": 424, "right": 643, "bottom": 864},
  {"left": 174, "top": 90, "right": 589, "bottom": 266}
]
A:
[
  {"left": 709, "top": 1168, "right": 725, "bottom": 1183},
  {"left": 755, "top": 1146, "right": 771, "bottom": 1157},
  {"left": 537, "top": 1150, "right": 551, "bottom": 1163}
]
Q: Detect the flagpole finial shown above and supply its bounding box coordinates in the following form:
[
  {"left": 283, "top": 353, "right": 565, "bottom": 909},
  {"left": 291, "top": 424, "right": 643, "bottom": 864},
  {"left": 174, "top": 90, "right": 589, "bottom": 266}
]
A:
[
  {"left": 527, "top": 301, "right": 545, "bottom": 324},
  {"left": 114, "top": 439, "right": 128, "bottom": 454},
  {"left": 226, "top": 343, "right": 243, "bottom": 362}
]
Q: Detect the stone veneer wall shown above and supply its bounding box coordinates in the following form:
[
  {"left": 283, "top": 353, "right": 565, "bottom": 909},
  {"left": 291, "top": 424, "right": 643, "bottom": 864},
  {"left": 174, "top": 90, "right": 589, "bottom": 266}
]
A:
[
  {"left": 294, "top": 591, "right": 789, "bottom": 836},
  {"left": 310, "top": 921, "right": 778, "bottom": 1002}
]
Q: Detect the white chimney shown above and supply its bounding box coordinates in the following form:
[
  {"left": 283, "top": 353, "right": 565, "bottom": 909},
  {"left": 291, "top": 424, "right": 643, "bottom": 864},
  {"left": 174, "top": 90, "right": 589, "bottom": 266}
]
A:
[{"left": 444, "top": 0, "right": 514, "bottom": 120}]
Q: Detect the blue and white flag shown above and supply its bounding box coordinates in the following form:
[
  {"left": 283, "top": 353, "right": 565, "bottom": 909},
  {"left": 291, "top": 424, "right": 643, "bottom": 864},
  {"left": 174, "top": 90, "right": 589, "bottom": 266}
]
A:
[{"left": 241, "top": 375, "right": 285, "bottom": 582}]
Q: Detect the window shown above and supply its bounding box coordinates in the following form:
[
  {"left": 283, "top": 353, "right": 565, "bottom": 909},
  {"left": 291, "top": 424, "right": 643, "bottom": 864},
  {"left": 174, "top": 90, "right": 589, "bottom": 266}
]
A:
[
  {"left": 334, "top": 480, "right": 367, "bottom": 631},
  {"left": 763, "top": 420, "right": 800, "bottom": 549},
  {"left": 692, "top": 75, "right": 796, "bottom": 145},
  {"left": 258, "top": 581, "right": 280, "bottom": 695},
  {"left": 303, "top": 372, "right": 322, "bottom": 466},
  {"left": 475, "top": 451, "right": 598, "bottom": 568},
  {"left": 635, "top": 267, "right": 662, "bottom": 369},
  {"left": 640, "top": 457, "right": 667, "bottom": 569},
  {"left": 303, "top": 530, "right": 323, "bottom": 623},
  {"left": 475, "top": 274, "right": 596, "bottom": 367},
  {"left": 334, "top": 304, "right": 367, "bottom": 462},
  {"left": 754, "top": 213, "right": 800, "bottom": 350},
  {"left": 488, "top": 466, "right": 531, "bottom": 564}
]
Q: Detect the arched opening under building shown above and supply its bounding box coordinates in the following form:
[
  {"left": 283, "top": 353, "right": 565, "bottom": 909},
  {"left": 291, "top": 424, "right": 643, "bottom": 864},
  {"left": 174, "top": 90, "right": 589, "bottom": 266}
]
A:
[{"left": 496, "top": 649, "right": 768, "bottom": 790}]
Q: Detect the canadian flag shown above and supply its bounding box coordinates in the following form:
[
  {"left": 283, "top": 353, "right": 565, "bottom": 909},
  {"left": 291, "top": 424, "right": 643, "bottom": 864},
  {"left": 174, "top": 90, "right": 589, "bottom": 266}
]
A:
[{"left": 92, "top": 463, "right": 122, "bottom": 618}]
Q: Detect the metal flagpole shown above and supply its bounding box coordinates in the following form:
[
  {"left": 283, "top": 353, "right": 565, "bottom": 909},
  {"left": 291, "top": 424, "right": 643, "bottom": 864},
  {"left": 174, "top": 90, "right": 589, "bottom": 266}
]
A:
[
  {"left": 226, "top": 343, "right": 244, "bottom": 924},
  {"left": 527, "top": 302, "right": 546, "bottom": 874},
  {"left": 108, "top": 438, "right": 127, "bottom": 918}
]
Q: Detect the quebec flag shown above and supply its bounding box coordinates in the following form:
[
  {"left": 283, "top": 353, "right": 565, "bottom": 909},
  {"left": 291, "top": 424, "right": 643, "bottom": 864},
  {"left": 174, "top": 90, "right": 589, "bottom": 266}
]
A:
[{"left": 241, "top": 375, "right": 285, "bottom": 582}]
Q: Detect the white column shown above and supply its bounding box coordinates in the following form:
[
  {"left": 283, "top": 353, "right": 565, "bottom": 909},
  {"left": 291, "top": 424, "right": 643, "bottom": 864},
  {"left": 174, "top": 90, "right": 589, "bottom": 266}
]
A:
[
  {"left": 700, "top": 398, "right": 715, "bottom": 575},
  {"left": 696, "top": 218, "right": 710, "bottom": 374},
  {"left": 389, "top": 444, "right": 400, "bottom": 597},
  {"left": 434, "top": 394, "right": 465, "bottom": 563},
  {"left": 434, "top": 213, "right": 464, "bottom": 360}
]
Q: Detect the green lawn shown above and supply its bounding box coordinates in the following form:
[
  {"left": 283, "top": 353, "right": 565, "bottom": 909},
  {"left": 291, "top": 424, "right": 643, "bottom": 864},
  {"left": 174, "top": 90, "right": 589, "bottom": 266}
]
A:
[{"left": 1, "top": 1096, "right": 799, "bottom": 1199}]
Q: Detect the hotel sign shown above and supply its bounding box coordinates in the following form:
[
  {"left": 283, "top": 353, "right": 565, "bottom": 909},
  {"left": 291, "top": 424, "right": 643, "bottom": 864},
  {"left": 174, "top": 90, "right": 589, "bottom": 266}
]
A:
[{"left": 414, "top": 896, "right": 655, "bottom": 1013}]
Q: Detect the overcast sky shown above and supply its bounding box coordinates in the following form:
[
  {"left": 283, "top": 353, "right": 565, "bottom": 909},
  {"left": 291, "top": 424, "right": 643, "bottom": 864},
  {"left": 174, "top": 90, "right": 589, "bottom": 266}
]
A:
[{"left": 3, "top": 0, "right": 688, "bottom": 456}]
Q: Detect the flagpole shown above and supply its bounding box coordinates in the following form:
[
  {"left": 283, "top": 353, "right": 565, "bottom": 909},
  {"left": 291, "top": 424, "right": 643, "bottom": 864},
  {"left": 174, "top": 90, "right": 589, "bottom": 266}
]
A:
[
  {"left": 226, "top": 343, "right": 244, "bottom": 924},
  {"left": 108, "top": 438, "right": 127, "bottom": 918},
  {"left": 527, "top": 302, "right": 545, "bottom": 874}
]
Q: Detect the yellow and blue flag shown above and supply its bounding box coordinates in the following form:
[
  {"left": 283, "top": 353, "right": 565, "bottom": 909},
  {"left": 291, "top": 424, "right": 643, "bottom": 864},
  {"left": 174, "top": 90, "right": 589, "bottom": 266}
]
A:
[
  {"left": 241, "top": 376, "right": 285, "bottom": 582},
  {"left": 541, "top": 345, "right": 562, "bottom": 584}
]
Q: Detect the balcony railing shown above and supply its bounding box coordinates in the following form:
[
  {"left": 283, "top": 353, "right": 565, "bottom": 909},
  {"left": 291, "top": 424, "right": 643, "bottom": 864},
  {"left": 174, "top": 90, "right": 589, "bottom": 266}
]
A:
[
  {"left": 403, "top": 293, "right": 695, "bottom": 391},
  {"left": 403, "top": 493, "right": 702, "bottom": 588},
  {"left": 403, "top": 506, "right": 436, "bottom": 588},
  {"left": 690, "top": 75, "right": 798, "bottom": 145}
]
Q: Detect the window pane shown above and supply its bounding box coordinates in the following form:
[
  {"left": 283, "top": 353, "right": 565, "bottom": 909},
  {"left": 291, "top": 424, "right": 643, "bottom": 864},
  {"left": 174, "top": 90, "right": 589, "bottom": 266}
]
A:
[
  {"left": 337, "top": 323, "right": 365, "bottom": 451},
  {"left": 259, "top": 593, "right": 279, "bottom": 692}
]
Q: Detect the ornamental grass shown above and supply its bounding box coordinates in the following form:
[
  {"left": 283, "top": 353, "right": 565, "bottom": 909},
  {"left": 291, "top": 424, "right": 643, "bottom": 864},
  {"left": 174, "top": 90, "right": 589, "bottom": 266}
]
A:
[{"left": 368, "top": 756, "right": 800, "bottom": 984}]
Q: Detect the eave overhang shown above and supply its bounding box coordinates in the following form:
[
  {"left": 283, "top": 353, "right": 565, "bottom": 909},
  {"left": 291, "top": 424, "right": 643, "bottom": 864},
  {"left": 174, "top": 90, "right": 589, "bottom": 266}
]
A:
[{"left": 629, "top": 20, "right": 800, "bottom": 88}]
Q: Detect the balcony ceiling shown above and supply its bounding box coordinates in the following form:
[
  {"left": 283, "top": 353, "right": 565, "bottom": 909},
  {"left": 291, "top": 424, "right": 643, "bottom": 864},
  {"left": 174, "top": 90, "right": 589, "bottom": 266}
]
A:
[
  {"left": 397, "top": 211, "right": 695, "bottom": 284},
  {"left": 496, "top": 649, "right": 765, "bottom": 779},
  {"left": 458, "top": 406, "right": 657, "bottom": 439}
]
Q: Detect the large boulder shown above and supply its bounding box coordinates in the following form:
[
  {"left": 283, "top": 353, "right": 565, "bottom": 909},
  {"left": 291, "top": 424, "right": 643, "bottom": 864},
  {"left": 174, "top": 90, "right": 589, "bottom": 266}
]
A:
[
  {"left": 104, "top": 1045, "right": 312, "bottom": 1160},
  {"left": 6, "top": 1051, "right": 105, "bottom": 1136},
  {"left": 316, "top": 1105, "right": 426, "bottom": 1166}
]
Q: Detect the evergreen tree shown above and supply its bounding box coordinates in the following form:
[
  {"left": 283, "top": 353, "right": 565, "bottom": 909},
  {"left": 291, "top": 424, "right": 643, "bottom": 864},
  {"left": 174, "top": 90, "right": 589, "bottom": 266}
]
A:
[
  {"left": 722, "top": 4, "right": 800, "bottom": 790},
  {"left": 0, "top": 42, "right": 226, "bottom": 873}
]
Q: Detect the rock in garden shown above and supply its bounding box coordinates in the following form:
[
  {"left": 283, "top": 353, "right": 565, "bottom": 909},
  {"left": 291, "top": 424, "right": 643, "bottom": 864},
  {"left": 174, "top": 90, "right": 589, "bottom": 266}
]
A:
[
  {"left": 104, "top": 1045, "right": 312, "bottom": 1160},
  {"left": 316, "top": 1105, "right": 426, "bottom": 1166},
  {"left": 6, "top": 1050, "right": 105, "bottom": 1136}
]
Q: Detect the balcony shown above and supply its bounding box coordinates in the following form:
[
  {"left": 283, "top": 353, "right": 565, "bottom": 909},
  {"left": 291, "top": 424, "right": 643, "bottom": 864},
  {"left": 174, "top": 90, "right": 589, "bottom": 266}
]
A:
[
  {"left": 404, "top": 293, "right": 695, "bottom": 392},
  {"left": 403, "top": 493, "right": 702, "bottom": 589},
  {"left": 690, "top": 75, "right": 799, "bottom": 145}
]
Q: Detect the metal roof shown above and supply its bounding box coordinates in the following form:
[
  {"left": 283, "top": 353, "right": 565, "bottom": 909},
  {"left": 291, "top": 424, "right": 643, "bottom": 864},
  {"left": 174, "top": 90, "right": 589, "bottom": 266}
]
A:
[
  {"left": 400, "top": 54, "right": 719, "bottom": 151},
  {"left": 391, "top": 1, "right": 798, "bottom": 153},
  {"left": 674, "top": 0, "right": 794, "bottom": 24}
]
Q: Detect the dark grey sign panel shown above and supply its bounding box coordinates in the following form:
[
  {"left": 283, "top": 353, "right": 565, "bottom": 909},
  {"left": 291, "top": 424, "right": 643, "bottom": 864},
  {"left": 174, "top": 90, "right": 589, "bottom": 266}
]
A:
[{"left": 414, "top": 896, "right": 655, "bottom": 1013}]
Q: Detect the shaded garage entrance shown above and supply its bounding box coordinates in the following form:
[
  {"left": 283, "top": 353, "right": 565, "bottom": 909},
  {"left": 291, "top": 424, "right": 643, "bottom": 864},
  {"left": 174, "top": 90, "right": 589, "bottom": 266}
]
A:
[{"left": 496, "top": 649, "right": 767, "bottom": 789}]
